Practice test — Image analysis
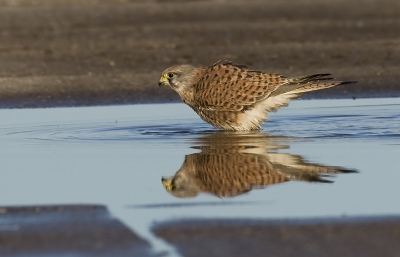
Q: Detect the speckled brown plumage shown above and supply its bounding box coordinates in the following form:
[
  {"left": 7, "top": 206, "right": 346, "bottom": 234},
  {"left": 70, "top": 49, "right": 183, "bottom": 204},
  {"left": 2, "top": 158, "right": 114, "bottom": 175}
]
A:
[
  {"left": 161, "top": 132, "right": 357, "bottom": 198},
  {"left": 176, "top": 151, "right": 288, "bottom": 198},
  {"left": 159, "top": 60, "right": 355, "bottom": 131}
]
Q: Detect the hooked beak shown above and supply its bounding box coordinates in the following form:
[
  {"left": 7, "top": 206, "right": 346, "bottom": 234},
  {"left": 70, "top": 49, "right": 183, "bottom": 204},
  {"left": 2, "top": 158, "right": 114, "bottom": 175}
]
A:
[{"left": 158, "top": 76, "right": 169, "bottom": 87}]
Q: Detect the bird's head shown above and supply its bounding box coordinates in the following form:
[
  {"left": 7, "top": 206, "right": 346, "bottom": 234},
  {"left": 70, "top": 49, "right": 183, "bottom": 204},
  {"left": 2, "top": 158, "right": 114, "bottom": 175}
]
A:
[
  {"left": 158, "top": 65, "right": 198, "bottom": 93},
  {"left": 161, "top": 175, "right": 199, "bottom": 198}
]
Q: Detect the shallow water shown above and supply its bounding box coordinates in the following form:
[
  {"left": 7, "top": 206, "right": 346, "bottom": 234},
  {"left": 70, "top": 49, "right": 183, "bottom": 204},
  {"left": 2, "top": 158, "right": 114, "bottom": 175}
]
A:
[{"left": 0, "top": 98, "right": 399, "bottom": 255}]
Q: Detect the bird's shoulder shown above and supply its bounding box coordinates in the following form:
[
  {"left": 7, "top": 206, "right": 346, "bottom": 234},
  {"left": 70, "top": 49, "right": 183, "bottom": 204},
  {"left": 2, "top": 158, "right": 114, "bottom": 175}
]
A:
[{"left": 193, "top": 60, "right": 287, "bottom": 89}]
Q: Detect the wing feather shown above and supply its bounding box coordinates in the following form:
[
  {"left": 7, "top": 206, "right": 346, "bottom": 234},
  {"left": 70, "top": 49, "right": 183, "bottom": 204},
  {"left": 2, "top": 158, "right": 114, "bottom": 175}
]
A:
[{"left": 192, "top": 61, "right": 288, "bottom": 111}]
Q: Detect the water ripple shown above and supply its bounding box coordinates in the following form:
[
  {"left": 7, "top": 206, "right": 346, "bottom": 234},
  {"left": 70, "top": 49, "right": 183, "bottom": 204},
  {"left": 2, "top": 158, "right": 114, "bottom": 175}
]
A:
[{"left": 2, "top": 100, "right": 399, "bottom": 143}]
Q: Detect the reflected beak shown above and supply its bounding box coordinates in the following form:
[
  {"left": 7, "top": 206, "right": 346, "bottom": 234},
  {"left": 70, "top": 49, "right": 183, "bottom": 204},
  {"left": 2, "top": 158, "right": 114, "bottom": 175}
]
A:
[
  {"left": 158, "top": 76, "right": 169, "bottom": 87},
  {"left": 161, "top": 177, "right": 173, "bottom": 191}
]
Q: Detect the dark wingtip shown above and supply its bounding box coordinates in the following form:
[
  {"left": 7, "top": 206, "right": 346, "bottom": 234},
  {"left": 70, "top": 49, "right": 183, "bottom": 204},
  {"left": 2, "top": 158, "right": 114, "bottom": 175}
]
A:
[
  {"left": 336, "top": 167, "right": 359, "bottom": 174},
  {"left": 307, "top": 73, "right": 332, "bottom": 79},
  {"left": 340, "top": 81, "right": 358, "bottom": 85}
]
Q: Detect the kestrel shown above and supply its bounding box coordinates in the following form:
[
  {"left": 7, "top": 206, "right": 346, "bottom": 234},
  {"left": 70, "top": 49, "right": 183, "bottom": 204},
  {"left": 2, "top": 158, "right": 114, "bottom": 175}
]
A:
[
  {"left": 161, "top": 132, "right": 357, "bottom": 198},
  {"left": 159, "top": 60, "right": 355, "bottom": 131}
]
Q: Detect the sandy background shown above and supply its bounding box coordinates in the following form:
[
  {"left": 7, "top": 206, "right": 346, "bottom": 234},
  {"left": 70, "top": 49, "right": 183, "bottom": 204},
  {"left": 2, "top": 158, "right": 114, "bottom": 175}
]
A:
[{"left": 0, "top": 0, "right": 399, "bottom": 108}]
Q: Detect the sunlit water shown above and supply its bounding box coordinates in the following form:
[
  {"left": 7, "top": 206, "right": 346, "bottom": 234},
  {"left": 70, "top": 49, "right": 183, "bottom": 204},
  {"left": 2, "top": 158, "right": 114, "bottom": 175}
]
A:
[{"left": 0, "top": 98, "right": 399, "bottom": 256}]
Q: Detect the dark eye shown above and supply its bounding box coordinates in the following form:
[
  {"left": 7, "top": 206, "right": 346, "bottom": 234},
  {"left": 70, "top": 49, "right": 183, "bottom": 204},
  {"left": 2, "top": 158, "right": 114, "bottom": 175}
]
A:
[{"left": 167, "top": 73, "right": 174, "bottom": 78}]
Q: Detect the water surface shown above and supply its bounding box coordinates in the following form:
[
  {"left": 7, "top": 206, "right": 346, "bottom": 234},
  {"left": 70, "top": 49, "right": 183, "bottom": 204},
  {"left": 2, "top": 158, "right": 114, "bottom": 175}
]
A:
[{"left": 0, "top": 98, "right": 399, "bottom": 254}]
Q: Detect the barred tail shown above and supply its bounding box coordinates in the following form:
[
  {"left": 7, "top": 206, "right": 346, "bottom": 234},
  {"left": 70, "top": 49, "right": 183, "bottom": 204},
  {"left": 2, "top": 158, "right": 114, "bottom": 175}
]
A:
[{"left": 271, "top": 74, "right": 356, "bottom": 97}]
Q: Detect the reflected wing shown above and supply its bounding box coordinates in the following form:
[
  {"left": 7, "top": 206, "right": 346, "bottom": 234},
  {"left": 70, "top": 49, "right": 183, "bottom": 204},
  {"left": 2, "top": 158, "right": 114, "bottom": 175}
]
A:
[
  {"left": 193, "top": 153, "right": 289, "bottom": 197},
  {"left": 266, "top": 153, "right": 358, "bottom": 182}
]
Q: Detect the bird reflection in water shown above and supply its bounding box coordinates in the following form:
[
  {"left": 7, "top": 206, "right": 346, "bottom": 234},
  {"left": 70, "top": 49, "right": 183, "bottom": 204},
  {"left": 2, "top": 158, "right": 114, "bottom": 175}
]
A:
[{"left": 162, "top": 132, "right": 357, "bottom": 198}]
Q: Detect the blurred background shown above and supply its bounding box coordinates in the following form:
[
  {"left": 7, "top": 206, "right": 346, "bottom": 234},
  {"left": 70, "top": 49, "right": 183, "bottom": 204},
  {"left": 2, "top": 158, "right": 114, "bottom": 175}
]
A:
[{"left": 0, "top": 0, "right": 399, "bottom": 108}]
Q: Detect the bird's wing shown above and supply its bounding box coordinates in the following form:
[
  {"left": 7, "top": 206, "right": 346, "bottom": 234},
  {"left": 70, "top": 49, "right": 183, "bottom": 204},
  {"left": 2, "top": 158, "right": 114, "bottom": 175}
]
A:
[
  {"left": 194, "top": 152, "right": 289, "bottom": 197},
  {"left": 265, "top": 153, "right": 358, "bottom": 183},
  {"left": 192, "top": 60, "right": 289, "bottom": 111}
]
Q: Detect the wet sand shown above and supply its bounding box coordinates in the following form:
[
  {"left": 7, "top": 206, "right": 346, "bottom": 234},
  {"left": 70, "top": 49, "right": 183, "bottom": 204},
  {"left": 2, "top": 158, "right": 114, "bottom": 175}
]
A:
[
  {"left": 1, "top": 1, "right": 400, "bottom": 256},
  {"left": 154, "top": 217, "right": 400, "bottom": 257},
  {"left": 0, "top": 205, "right": 154, "bottom": 256},
  {"left": 0, "top": 0, "right": 399, "bottom": 108}
]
